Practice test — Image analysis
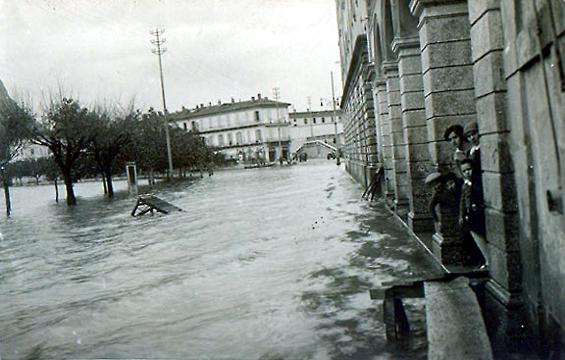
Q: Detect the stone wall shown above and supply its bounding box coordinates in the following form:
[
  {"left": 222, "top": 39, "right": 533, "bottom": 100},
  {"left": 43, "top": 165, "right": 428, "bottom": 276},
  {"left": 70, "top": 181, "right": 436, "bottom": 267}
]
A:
[{"left": 341, "top": 38, "right": 378, "bottom": 188}]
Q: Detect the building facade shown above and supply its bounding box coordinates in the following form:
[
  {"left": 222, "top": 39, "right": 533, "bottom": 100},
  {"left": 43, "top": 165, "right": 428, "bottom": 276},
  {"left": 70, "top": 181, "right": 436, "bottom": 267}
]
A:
[
  {"left": 170, "top": 95, "right": 291, "bottom": 163},
  {"left": 336, "top": 0, "right": 565, "bottom": 357},
  {"left": 14, "top": 143, "right": 50, "bottom": 162},
  {"left": 336, "top": 0, "right": 380, "bottom": 190},
  {"left": 288, "top": 109, "right": 344, "bottom": 156}
]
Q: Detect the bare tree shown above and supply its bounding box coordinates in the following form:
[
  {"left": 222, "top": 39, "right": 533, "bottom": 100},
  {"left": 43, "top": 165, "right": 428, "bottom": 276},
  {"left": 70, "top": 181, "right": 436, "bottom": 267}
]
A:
[
  {"left": 90, "top": 102, "right": 139, "bottom": 198},
  {"left": 32, "top": 97, "right": 94, "bottom": 206},
  {"left": 0, "top": 89, "right": 34, "bottom": 215}
]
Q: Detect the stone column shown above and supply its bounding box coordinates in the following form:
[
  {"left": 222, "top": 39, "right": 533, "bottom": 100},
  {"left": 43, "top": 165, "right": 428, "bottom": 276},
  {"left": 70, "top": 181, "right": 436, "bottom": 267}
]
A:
[
  {"left": 383, "top": 61, "right": 409, "bottom": 214},
  {"left": 410, "top": 0, "right": 477, "bottom": 265},
  {"left": 469, "top": 0, "right": 526, "bottom": 353},
  {"left": 392, "top": 35, "right": 434, "bottom": 233},
  {"left": 375, "top": 79, "right": 396, "bottom": 204},
  {"left": 363, "top": 77, "right": 379, "bottom": 182}
]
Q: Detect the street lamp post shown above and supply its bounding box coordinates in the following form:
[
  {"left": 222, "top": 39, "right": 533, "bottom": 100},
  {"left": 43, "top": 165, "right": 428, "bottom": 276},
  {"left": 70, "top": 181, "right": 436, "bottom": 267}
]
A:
[{"left": 331, "top": 71, "right": 341, "bottom": 166}]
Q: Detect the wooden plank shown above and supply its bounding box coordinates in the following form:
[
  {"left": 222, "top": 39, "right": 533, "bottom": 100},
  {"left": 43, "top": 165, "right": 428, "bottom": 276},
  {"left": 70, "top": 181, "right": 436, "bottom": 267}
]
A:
[
  {"left": 370, "top": 285, "right": 424, "bottom": 300},
  {"left": 139, "top": 195, "right": 182, "bottom": 213},
  {"left": 132, "top": 195, "right": 183, "bottom": 216},
  {"left": 425, "top": 277, "right": 493, "bottom": 360},
  {"left": 383, "top": 289, "right": 411, "bottom": 342}
]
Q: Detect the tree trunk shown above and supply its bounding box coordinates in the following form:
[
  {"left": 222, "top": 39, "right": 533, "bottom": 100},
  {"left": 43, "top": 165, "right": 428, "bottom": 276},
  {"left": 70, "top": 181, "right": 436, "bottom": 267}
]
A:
[
  {"left": 149, "top": 169, "right": 155, "bottom": 186},
  {"left": 54, "top": 176, "right": 59, "bottom": 203},
  {"left": 62, "top": 170, "right": 76, "bottom": 206},
  {"left": 101, "top": 172, "right": 108, "bottom": 194},
  {"left": 106, "top": 170, "right": 114, "bottom": 198},
  {"left": 3, "top": 177, "right": 11, "bottom": 217}
]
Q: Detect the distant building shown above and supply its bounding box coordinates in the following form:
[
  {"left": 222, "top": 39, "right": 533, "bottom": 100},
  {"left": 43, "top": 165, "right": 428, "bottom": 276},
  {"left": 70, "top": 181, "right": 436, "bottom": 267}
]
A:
[
  {"left": 14, "top": 142, "right": 50, "bottom": 162},
  {"left": 0, "top": 79, "right": 49, "bottom": 163},
  {"left": 170, "top": 94, "right": 291, "bottom": 163},
  {"left": 288, "top": 110, "right": 344, "bottom": 158}
]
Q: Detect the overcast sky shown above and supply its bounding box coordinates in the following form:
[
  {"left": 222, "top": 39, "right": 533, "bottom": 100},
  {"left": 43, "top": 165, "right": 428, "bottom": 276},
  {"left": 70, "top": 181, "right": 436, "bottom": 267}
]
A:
[{"left": 0, "top": 0, "right": 342, "bottom": 114}]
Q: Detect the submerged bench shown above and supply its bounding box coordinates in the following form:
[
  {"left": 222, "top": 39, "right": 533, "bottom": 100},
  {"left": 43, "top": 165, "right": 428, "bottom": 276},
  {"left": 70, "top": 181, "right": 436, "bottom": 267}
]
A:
[
  {"left": 131, "top": 195, "right": 183, "bottom": 217},
  {"left": 370, "top": 274, "right": 492, "bottom": 360}
]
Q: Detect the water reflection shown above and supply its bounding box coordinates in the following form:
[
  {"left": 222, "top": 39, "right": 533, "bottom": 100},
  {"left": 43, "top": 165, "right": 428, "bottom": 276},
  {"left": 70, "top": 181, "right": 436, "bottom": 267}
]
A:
[{"left": 0, "top": 161, "right": 438, "bottom": 359}]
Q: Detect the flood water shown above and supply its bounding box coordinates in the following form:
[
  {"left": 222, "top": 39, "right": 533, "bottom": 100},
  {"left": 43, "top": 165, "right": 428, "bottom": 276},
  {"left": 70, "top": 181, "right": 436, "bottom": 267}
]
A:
[{"left": 0, "top": 160, "right": 438, "bottom": 360}]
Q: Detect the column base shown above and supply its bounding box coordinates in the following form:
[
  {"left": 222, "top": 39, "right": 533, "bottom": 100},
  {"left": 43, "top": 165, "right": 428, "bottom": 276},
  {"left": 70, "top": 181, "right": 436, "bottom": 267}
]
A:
[
  {"left": 483, "top": 280, "right": 533, "bottom": 358},
  {"left": 394, "top": 199, "right": 410, "bottom": 219},
  {"left": 408, "top": 211, "right": 435, "bottom": 233},
  {"left": 432, "top": 232, "right": 466, "bottom": 266}
]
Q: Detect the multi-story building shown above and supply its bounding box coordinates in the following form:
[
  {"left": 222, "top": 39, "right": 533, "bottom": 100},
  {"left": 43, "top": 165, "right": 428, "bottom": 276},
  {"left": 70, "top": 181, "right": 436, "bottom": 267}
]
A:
[
  {"left": 288, "top": 109, "right": 344, "bottom": 156},
  {"left": 170, "top": 94, "right": 291, "bottom": 163},
  {"left": 14, "top": 142, "right": 50, "bottom": 161},
  {"left": 335, "top": 0, "right": 379, "bottom": 190},
  {"left": 336, "top": 0, "right": 565, "bottom": 357},
  {"left": 0, "top": 80, "right": 49, "bottom": 163}
]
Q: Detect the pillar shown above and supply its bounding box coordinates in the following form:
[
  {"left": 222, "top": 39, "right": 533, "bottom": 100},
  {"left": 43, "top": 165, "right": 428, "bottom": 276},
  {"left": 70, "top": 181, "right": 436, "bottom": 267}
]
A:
[
  {"left": 410, "top": 0, "right": 477, "bottom": 264},
  {"left": 383, "top": 61, "right": 409, "bottom": 214},
  {"left": 468, "top": 0, "right": 528, "bottom": 354},
  {"left": 375, "top": 79, "right": 396, "bottom": 204},
  {"left": 363, "top": 76, "right": 379, "bottom": 182},
  {"left": 392, "top": 35, "right": 434, "bottom": 233}
]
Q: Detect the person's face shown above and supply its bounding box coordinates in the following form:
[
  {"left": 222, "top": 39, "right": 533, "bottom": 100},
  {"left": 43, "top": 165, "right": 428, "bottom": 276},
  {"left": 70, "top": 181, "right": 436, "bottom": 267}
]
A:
[
  {"left": 467, "top": 130, "right": 479, "bottom": 145},
  {"left": 448, "top": 132, "right": 461, "bottom": 147},
  {"left": 461, "top": 163, "right": 473, "bottom": 179}
]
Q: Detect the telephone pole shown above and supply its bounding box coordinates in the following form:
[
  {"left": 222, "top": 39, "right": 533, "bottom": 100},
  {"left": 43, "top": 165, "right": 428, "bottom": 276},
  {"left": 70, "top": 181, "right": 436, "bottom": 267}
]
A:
[
  {"left": 273, "top": 87, "right": 283, "bottom": 162},
  {"left": 307, "top": 96, "right": 314, "bottom": 138},
  {"left": 150, "top": 28, "right": 174, "bottom": 179},
  {"left": 331, "top": 71, "right": 340, "bottom": 165}
]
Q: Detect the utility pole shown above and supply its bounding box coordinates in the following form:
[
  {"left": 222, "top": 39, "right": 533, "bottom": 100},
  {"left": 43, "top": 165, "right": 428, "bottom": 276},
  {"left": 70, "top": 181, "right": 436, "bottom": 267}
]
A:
[
  {"left": 273, "top": 87, "right": 283, "bottom": 163},
  {"left": 150, "top": 28, "right": 174, "bottom": 179},
  {"left": 331, "top": 71, "right": 341, "bottom": 166},
  {"left": 307, "top": 96, "right": 314, "bottom": 139}
]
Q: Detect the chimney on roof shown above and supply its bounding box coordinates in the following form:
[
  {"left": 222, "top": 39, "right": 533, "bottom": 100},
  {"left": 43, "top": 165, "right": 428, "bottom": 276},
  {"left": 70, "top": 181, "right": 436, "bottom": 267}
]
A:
[
  {"left": 218, "top": 100, "right": 221, "bottom": 105},
  {"left": 208, "top": 102, "right": 212, "bottom": 106},
  {"left": 257, "top": 93, "right": 261, "bottom": 100},
  {"left": 200, "top": 103, "right": 204, "bottom": 108},
  {"left": 251, "top": 96, "right": 255, "bottom": 101},
  {"left": 231, "top": 97, "right": 235, "bottom": 103}
]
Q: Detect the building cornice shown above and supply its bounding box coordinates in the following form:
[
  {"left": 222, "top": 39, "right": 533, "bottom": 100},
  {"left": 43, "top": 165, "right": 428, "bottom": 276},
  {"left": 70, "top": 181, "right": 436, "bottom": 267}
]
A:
[
  {"left": 391, "top": 35, "right": 421, "bottom": 53},
  {"left": 188, "top": 122, "right": 288, "bottom": 135},
  {"left": 170, "top": 99, "right": 291, "bottom": 121},
  {"left": 340, "top": 35, "right": 368, "bottom": 110},
  {"left": 289, "top": 110, "right": 344, "bottom": 118}
]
